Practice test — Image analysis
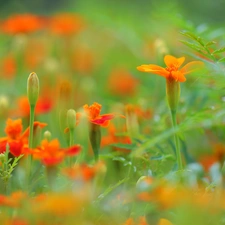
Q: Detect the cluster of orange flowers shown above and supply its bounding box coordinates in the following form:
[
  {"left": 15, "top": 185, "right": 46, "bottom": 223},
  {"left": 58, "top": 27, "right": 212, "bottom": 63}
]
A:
[{"left": 0, "top": 13, "right": 84, "bottom": 35}]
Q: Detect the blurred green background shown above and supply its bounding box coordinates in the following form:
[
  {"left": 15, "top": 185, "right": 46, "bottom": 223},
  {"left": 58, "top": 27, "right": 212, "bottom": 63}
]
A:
[{"left": 0, "top": 0, "right": 225, "bottom": 25}]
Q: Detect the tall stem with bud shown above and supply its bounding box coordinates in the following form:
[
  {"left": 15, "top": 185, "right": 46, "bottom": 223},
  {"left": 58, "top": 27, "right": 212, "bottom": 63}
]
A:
[{"left": 27, "top": 72, "right": 39, "bottom": 184}]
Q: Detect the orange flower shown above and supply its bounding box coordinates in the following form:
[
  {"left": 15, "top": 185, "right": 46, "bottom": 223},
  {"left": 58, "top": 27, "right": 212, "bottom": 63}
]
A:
[
  {"left": 48, "top": 13, "right": 84, "bottom": 35},
  {"left": 108, "top": 68, "right": 139, "bottom": 96},
  {"left": 83, "top": 102, "right": 115, "bottom": 127},
  {"left": 0, "top": 191, "right": 26, "bottom": 207},
  {"left": 137, "top": 55, "right": 203, "bottom": 82},
  {"left": 123, "top": 217, "right": 148, "bottom": 225},
  {"left": 0, "top": 118, "right": 47, "bottom": 157},
  {"left": 14, "top": 96, "right": 53, "bottom": 118},
  {"left": 1, "top": 55, "right": 17, "bottom": 79},
  {"left": 1, "top": 14, "right": 44, "bottom": 34},
  {"left": 31, "top": 139, "right": 81, "bottom": 166},
  {"left": 62, "top": 161, "right": 106, "bottom": 181},
  {"left": 101, "top": 123, "right": 132, "bottom": 152},
  {"left": 71, "top": 45, "right": 95, "bottom": 74}
]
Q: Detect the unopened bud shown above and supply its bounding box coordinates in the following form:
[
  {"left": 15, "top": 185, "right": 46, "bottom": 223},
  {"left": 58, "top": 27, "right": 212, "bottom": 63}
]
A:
[
  {"left": 44, "top": 130, "right": 52, "bottom": 141},
  {"left": 0, "top": 153, "right": 5, "bottom": 162},
  {"left": 67, "top": 109, "right": 76, "bottom": 130},
  {"left": 27, "top": 72, "right": 39, "bottom": 106}
]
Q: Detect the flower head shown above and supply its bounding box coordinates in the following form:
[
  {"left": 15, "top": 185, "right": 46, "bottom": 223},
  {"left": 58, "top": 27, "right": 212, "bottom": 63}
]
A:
[
  {"left": 137, "top": 55, "right": 203, "bottom": 82},
  {"left": 0, "top": 118, "right": 47, "bottom": 157},
  {"left": 83, "top": 102, "right": 115, "bottom": 127},
  {"left": 31, "top": 139, "right": 81, "bottom": 166},
  {"left": 1, "top": 14, "right": 43, "bottom": 34},
  {"left": 49, "top": 13, "right": 84, "bottom": 35}
]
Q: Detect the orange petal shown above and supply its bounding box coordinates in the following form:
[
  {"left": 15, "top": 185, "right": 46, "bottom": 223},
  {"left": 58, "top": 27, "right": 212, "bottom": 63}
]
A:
[
  {"left": 171, "top": 71, "right": 186, "bottom": 82},
  {"left": 137, "top": 64, "right": 169, "bottom": 78},
  {"left": 164, "top": 55, "right": 185, "bottom": 68},
  {"left": 180, "top": 61, "right": 204, "bottom": 75}
]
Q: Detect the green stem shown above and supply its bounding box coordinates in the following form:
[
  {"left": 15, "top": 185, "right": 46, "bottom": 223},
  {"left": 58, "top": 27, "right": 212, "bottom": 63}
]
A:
[
  {"left": 69, "top": 128, "right": 74, "bottom": 166},
  {"left": 89, "top": 124, "right": 101, "bottom": 162},
  {"left": 171, "top": 110, "right": 183, "bottom": 170},
  {"left": 27, "top": 104, "right": 35, "bottom": 190},
  {"left": 69, "top": 128, "right": 74, "bottom": 147},
  {"left": 29, "top": 105, "right": 35, "bottom": 149}
]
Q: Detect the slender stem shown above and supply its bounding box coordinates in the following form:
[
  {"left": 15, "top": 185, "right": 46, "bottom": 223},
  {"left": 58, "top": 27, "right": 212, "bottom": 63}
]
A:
[
  {"left": 69, "top": 128, "right": 74, "bottom": 147},
  {"left": 27, "top": 104, "right": 35, "bottom": 191},
  {"left": 28, "top": 105, "right": 35, "bottom": 149},
  {"left": 171, "top": 110, "right": 183, "bottom": 170},
  {"left": 69, "top": 128, "right": 74, "bottom": 166}
]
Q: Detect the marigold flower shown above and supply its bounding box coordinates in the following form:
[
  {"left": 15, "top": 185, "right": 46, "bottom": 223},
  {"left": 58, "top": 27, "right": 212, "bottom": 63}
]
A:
[
  {"left": 108, "top": 68, "right": 139, "bottom": 96},
  {"left": 137, "top": 55, "right": 203, "bottom": 82},
  {"left": 1, "top": 55, "right": 17, "bottom": 79},
  {"left": 62, "top": 161, "right": 106, "bottom": 181},
  {"left": 48, "top": 13, "right": 84, "bottom": 35},
  {"left": 0, "top": 118, "right": 47, "bottom": 156},
  {"left": 101, "top": 123, "right": 131, "bottom": 153},
  {"left": 31, "top": 139, "right": 81, "bottom": 166},
  {"left": 14, "top": 96, "right": 53, "bottom": 117},
  {"left": 83, "top": 102, "right": 115, "bottom": 127},
  {"left": 1, "top": 14, "right": 44, "bottom": 34}
]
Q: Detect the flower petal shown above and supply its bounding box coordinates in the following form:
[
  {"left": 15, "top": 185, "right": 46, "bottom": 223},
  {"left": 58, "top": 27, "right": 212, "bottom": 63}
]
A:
[
  {"left": 91, "top": 114, "right": 114, "bottom": 127},
  {"left": 137, "top": 64, "right": 169, "bottom": 78},
  {"left": 171, "top": 71, "right": 186, "bottom": 82},
  {"left": 66, "top": 145, "right": 81, "bottom": 156},
  {"left": 180, "top": 61, "right": 204, "bottom": 75},
  {"left": 164, "top": 55, "right": 185, "bottom": 68}
]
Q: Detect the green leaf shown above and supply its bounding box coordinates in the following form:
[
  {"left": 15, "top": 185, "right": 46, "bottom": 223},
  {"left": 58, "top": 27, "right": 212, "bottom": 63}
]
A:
[
  {"left": 212, "top": 47, "right": 225, "bottom": 54},
  {"left": 180, "top": 31, "right": 205, "bottom": 46},
  {"left": 218, "top": 57, "right": 225, "bottom": 62},
  {"left": 205, "top": 41, "right": 216, "bottom": 46},
  {"left": 150, "top": 154, "right": 175, "bottom": 161},
  {"left": 110, "top": 143, "right": 136, "bottom": 150},
  {"left": 180, "top": 31, "right": 198, "bottom": 41},
  {"left": 180, "top": 40, "right": 205, "bottom": 53}
]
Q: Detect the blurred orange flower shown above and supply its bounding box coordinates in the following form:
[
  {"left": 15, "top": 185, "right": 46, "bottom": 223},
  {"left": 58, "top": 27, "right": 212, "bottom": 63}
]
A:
[
  {"left": 1, "top": 14, "right": 44, "bottom": 34},
  {"left": 63, "top": 161, "right": 106, "bottom": 181},
  {"left": 31, "top": 139, "right": 81, "bottom": 166},
  {"left": 123, "top": 216, "right": 148, "bottom": 225},
  {"left": 0, "top": 191, "right": 26, "bottom": 207},
  {"left": 14, "top": 96, "right": 53, "bottom": 117},
  {"left": 199, "top": 143, "right": 225, "bottom": 171},
  {"left": 71, "top": 45, "right": 95, "bottom": 74},
  {"left": 33, "top": 193, "right": 86, "bottom": 216},
  {"left": 137, "top": 55, "right": 203, "bottom": 82},
  {"left": 48, "top": 13, "right": 84, "bottom": 35},
  {"left": 108, "top": 69, "right": 139, "bottom": 96},
  {"left": 83, "top": 102, "right": 115, "bottom": 127},
  {"left": 0, "top": 118, "right": 47, "bottom": 156},
  {"left": 1, "top": 55, "right": 17, "bottom": 79},
  {"left": 101, "top": 123, "right": 131, "bottom": 152}
]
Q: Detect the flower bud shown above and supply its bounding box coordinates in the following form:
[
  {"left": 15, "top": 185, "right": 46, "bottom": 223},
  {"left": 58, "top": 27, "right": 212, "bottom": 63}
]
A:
[
  {"left": 67, "top": 109, "right": 76, "bottom": 130},
  {"left": 166, "top": 77, "right": 180, "bottom": 113},
  {"left": 44, "top": 130, "right": 52, "bottom": 141},
  {"left": 27, "top": 72, "right": 39, "bottom": 106},
  {"left": 89, "top": 124, "right": 101, "bottom": 161}
]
